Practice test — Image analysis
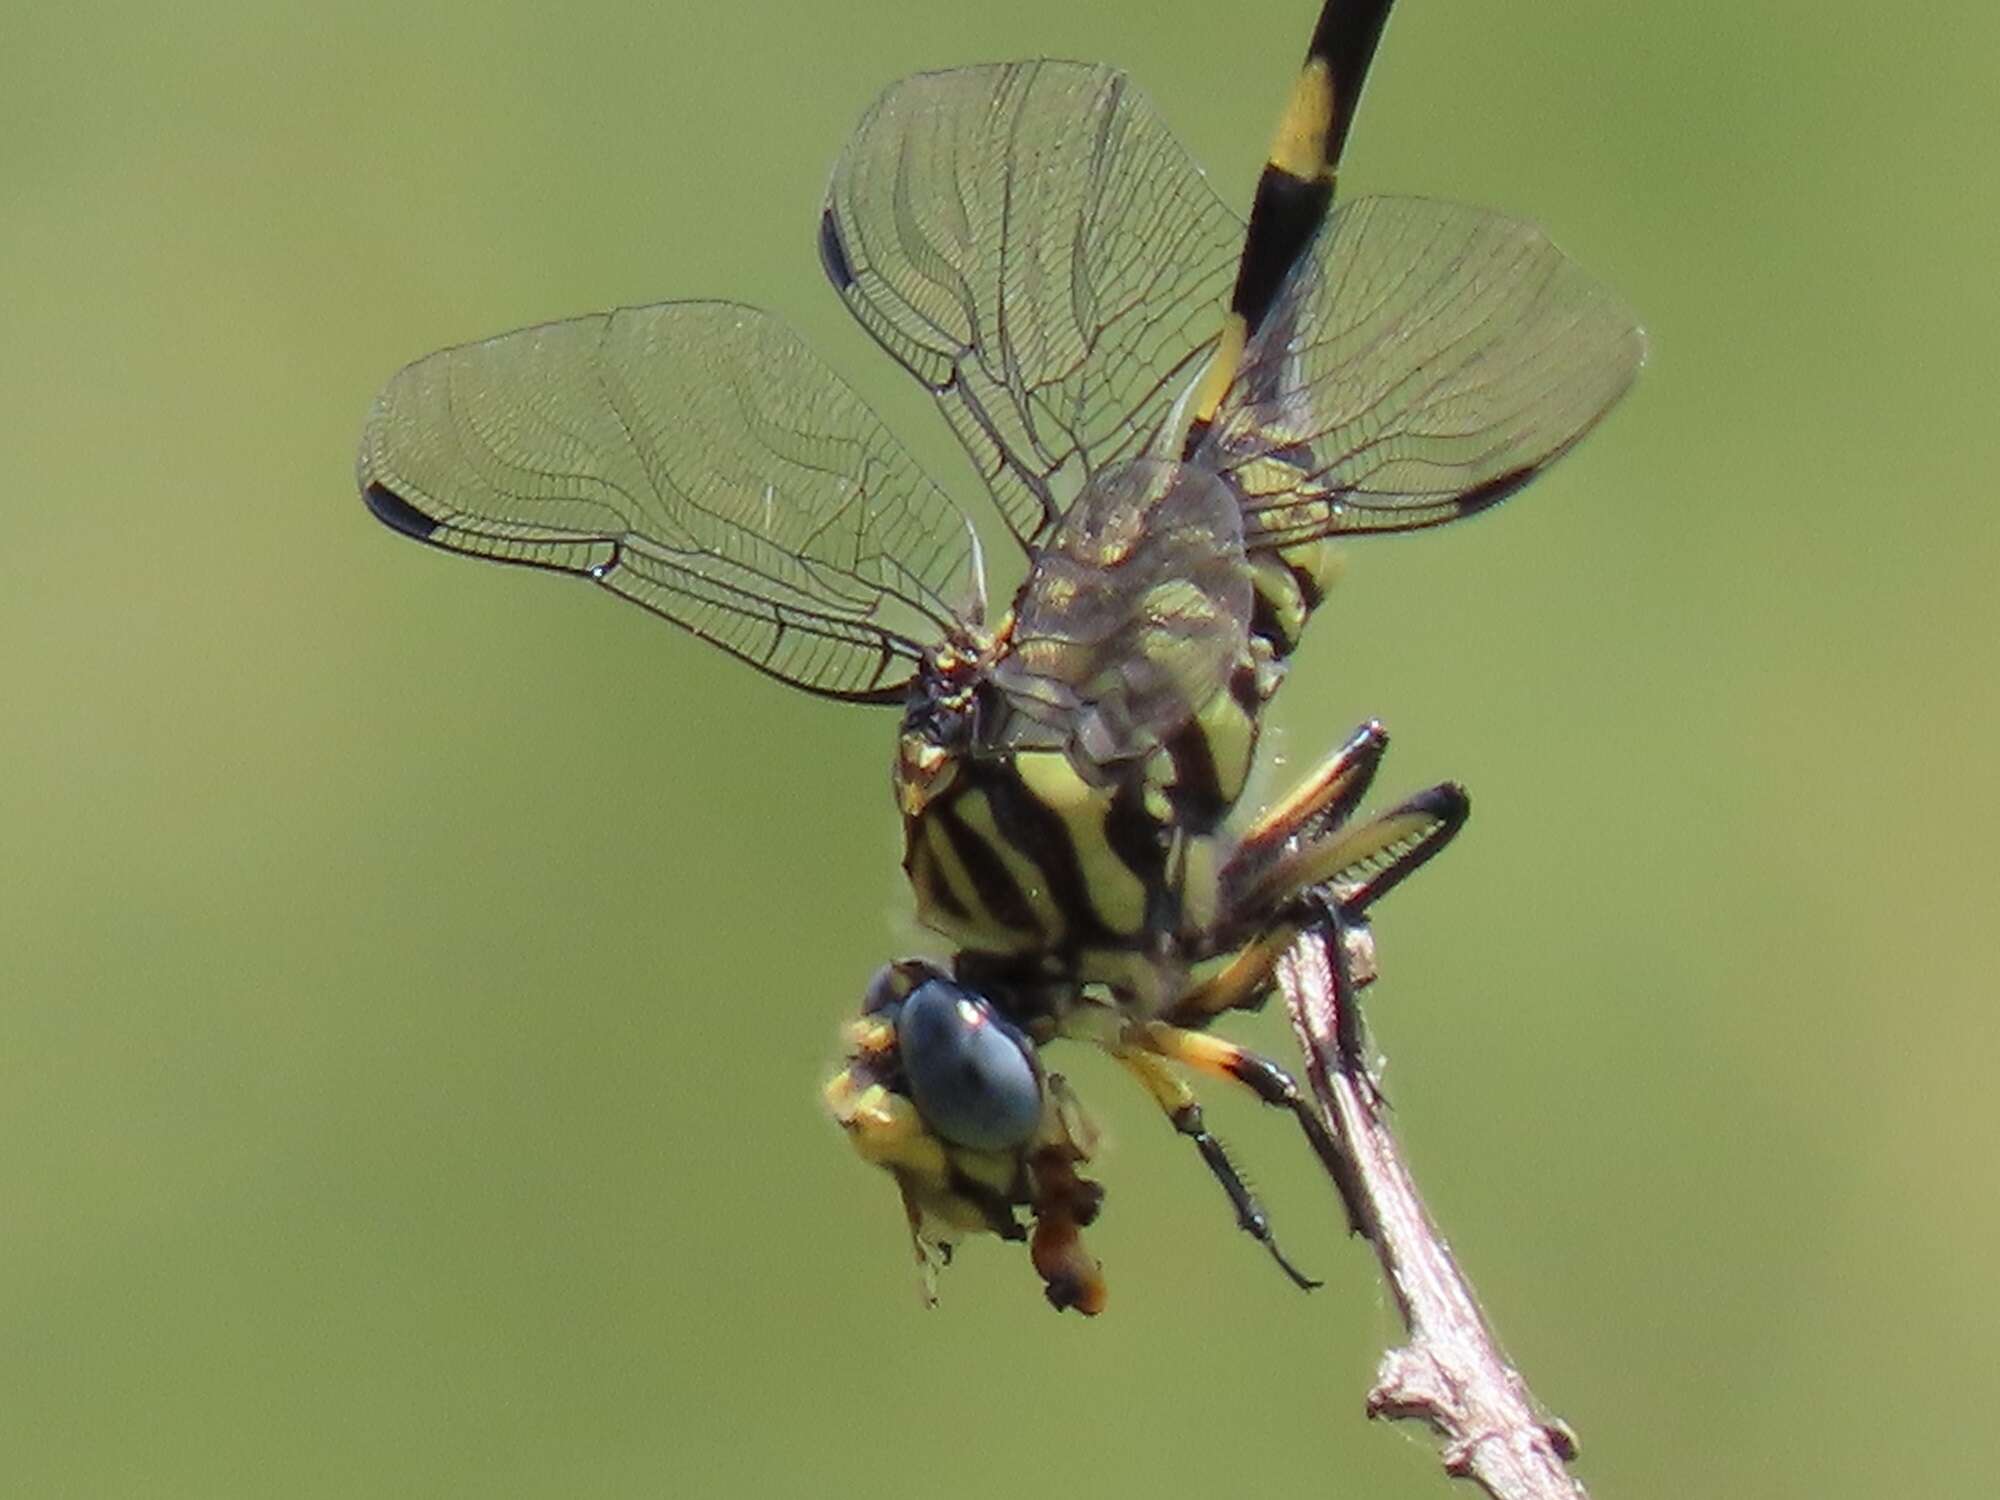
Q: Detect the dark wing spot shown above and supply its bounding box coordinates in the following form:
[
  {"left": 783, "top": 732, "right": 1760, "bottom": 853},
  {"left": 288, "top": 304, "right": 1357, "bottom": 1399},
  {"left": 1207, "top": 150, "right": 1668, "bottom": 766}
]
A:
[
  {"left": 362, "top": 481, "right": 442, "bottom": 541},
  {"left": 817, "top": 204, "right": 856, "bottom": 291},
  {"left": 1454, "top": 465, "right": 1538, "bottom": 519}
]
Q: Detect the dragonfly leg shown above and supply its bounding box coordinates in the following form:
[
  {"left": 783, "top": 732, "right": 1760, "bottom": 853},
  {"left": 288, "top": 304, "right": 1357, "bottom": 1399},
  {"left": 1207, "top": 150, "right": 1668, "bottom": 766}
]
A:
[
  {"left": 1180, "top": 721, "right": 1401, "bottom": 1021},
  {"left": 1112, "top": 1044, "right": 1322, "bottom": 1288},
  {"left": 1234, "top": 782, "right": 1468, "bottom": 930},
  {"left": 1133, "top": 1020, "right": 1370, "bottom": 1238},
  {"left": 1224, "top": 719, "right": 1389, "bottom": 895},
  {"left": 1173, "top": 924, "right": 1309, "bottom": 1021},
  {"left": 1184, "top": 770, "right": 1468, "bottom": 1027}
]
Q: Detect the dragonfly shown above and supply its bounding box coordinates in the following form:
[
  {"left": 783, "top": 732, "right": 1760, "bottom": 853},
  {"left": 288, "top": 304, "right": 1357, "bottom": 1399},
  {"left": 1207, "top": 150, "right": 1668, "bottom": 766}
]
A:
[{"left": 356, "top": 0, "right": 1642, "bottom": 1314}]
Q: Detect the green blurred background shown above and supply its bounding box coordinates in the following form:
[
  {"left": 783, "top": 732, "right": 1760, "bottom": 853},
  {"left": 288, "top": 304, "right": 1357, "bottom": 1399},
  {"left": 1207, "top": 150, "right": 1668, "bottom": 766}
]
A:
[{"left": 5, "top": 0, "right": 1995, "bottom": 1494}]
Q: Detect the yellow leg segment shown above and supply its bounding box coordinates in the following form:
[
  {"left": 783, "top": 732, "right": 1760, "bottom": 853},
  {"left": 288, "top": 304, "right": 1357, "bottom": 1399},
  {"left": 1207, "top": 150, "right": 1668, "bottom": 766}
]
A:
[
  {"left": 1134, "top": 1020, "right": 1370, "bottom": 1238},
  {"left": 1233, "top": 785, "right": 1465, "bottom": 925},
  {"left": 1231, "top": 720, "right": 1386, "bottom": 868},
  {"left": 1174, "top": 923, "right": 1306, "bottom": 1021}
]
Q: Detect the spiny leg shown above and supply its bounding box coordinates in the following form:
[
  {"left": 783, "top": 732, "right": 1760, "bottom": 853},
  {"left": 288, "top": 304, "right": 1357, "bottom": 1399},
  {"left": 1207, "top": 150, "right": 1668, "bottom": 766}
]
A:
[
  {"left": 1234, "top": 781, "right": 1468, "bottom": 933},
  {"left": 1135, "top": 1019, "right": 1372, "bottom": 1239},
  {"left": 1225, "top": 719, "right": 1388, "bottom": 890},
  {"left": 1112, "top": 1047, "right": 1322, "bottom": 1290},
  {"left": 1194, "top": 722, "right": 1402, "bottom": 1023},
  {"left": 1178, "top": 779, "right": 1470, "bottom": 1025}
]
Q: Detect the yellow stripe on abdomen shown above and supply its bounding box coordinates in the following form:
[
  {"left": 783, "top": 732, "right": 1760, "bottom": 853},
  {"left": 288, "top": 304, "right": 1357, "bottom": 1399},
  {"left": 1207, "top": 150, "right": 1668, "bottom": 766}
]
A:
[{"left": 1179, "top": 0, "right": 1397, "bottom": 456}]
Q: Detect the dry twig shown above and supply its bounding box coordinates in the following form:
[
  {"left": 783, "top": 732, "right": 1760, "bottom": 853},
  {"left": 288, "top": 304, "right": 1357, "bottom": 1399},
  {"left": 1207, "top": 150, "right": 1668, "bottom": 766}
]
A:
[{"left": 1278, "top": 921, "right": 1591, "bottom": 1500}]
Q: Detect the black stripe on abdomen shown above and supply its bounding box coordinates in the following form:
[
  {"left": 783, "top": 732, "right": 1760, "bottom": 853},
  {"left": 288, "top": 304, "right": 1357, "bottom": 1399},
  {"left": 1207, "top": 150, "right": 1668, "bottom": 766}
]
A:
[
  {"left": 1230, "top": 171, "right": 1334, "bottom": 337},
  {"left": 1304, "top": 0, "right": 1395, "bottom": 173},
  {"left": 1228, "top": 0, "right": 1397, "bottom": 342}
]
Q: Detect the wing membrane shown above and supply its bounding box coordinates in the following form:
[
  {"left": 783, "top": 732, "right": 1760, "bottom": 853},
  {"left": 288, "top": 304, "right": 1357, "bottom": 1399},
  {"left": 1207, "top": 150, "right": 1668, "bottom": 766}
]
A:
[
  {"left": 1204, "top": 196, "right": 1645, "bottom": 546},
  {"left": 819, "top": 61, "right": 1243, "bottom": 550},
  {"left": 357, "top": 302, "right": 977, "bottom": 702},
  {"left": 990, "top": 459, "right": 1255, "bottom": 773}
]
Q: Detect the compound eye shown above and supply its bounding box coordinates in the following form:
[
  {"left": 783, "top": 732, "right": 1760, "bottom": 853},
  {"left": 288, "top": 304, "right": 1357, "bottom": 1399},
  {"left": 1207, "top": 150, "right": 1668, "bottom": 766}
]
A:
[{"left": 897, "top": 980, "right": 1042, "bottom": 1152}]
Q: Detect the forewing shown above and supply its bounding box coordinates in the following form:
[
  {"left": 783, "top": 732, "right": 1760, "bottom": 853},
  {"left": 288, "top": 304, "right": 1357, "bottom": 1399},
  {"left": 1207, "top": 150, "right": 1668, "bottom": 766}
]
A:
[
  {"left": 991, "top": 459, "right": 1255, "bottom": 772},
  {"left": 1203, "top": 196, "right": 1645, "bottom": 547},
  {"left": 357, "top": 302, "right": 977, "bottom": 702},
  {"left": 819, "top": 62, "right": 1243, "bottom": 551}
]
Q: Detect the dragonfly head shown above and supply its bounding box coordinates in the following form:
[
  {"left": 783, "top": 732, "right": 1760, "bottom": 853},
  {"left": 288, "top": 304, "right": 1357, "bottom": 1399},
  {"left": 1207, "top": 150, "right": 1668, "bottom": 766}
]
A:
[{"left": 823, "top": 959, "right": 1108, "bottom": 1314}]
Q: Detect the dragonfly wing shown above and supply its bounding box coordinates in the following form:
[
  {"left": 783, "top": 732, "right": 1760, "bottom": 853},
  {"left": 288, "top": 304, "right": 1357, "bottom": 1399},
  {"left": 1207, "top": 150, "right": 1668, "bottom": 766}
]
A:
[
  {"left": 991, "top": 459, "right": 1257, "bottom": 774},
  {"left": 820, "top": 62, "right": 1243, "bottom": 552},
  {"left": 358, "top": 301, "right": 978, "bottom": 703},
  {"left": 1203, "top": 195, "right": 1645, "bottom": 546}
]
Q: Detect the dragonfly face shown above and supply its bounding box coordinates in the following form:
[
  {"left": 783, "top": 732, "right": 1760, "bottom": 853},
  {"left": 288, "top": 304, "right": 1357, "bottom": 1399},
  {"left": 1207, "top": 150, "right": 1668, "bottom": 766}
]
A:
[{"left": 357, "top": 2, "right": 1643, "bottom": 1314}]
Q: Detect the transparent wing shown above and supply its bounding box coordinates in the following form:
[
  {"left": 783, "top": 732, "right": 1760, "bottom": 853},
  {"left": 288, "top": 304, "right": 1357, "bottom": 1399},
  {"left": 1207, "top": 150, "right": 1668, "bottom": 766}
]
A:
[
  {"left": 1202, "top": 196, "right": 1645, "bottom": 547},
  {"left": 990, "top": 459, "right": 1256, "bottom": 774},
  {"left": 357, "top": 301, "right": 979, "bottom": 703},
  {"left": 819, "top": 61, "right": 1243, "bottom": 552}
]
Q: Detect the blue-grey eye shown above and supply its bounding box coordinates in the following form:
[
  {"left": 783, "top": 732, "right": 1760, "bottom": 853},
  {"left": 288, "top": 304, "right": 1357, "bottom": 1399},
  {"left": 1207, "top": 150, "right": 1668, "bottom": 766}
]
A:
[{"left": 897, "top": 979, "right": 1042, "bottom": 1152}]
